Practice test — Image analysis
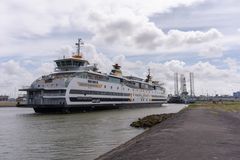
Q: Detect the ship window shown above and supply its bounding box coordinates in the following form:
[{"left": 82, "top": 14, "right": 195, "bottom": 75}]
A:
[
  {"left": 104, "top": 85, "right": 106, "bottom": 88},
  {"left": 111, "top": 86, "right": 113, "bottom": 89},
  {"left": 66, "top": 60, "right": 72, "bottom": 66},
  {"left": 73, "top": 61, "right": 80, "bottom": 67},
  {"left": 117, "top": 87, "right": 119, "bottom": 90},
  {"left": 87, "top": 73, "right": 95, "bottom": 79},
  {"left": 109, "top": 77, "right": 120, "bottom": 83},
  {"left": 56, "top": 62, "right": 61, "bottom": 67},
  {"left": 60, "top": 61, "right": 66, "bottom": 66},
  {"left": 78, "top": 61, "right": 85, "bottom": 66}
]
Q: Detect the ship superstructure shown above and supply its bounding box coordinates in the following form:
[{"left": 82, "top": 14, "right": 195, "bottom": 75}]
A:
[{"left": 20, "top": 39, "right": 167, "bottom": 113}]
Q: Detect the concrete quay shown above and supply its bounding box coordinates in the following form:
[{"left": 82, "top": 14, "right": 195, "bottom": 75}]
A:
[{"left": 96, "top": 107, "right": 240, "bottom": 160}]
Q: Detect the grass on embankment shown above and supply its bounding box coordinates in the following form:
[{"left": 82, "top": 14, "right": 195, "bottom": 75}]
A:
[
  {"left": 0, "top": 101, "right": 17, "bottom": 107},
  {"left": 131, "top": 101, "right": 240, "bottom": 129},
  {"left": 187, "top": 101, "right": 240, "bottom": 112}
]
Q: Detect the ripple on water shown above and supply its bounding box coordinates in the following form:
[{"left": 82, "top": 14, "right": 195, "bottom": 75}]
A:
[{"left": 0, "top": 104, "right": 186, "bottom": 160}]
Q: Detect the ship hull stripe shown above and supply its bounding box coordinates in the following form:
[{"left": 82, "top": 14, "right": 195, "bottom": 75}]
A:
[
  {"left": 69, "top": 89, "right": 131, "bottom": 96},
  {"left": 69, "top": 97, "right": 130, "bottom": 102},
  {"left": 32, "top": 103, "right": 166, "bottom": 113}
]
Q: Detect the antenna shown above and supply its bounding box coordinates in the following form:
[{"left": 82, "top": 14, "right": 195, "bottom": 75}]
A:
[
  {"left": 148, "top": 68, "right": 151, "bottom": 76},
  {"left": 75, "top": 38, "right": 84, "bottom": 56},
  {"left": 145, "top": 68, "right": 152, "bottom": 83}
]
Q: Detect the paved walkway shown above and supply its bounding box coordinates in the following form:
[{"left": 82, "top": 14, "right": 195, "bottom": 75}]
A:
[{"left": 96, "top": 108, "right": 240, "bottom": 160}]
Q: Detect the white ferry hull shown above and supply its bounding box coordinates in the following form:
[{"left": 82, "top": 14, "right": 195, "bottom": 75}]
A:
[{"left": 19, "top": 39, "right": 167, "bottom": 113}]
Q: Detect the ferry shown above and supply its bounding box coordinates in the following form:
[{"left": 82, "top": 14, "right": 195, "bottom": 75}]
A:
[{"left": 19, "top": 39, "right": 167, "bottom": 113}]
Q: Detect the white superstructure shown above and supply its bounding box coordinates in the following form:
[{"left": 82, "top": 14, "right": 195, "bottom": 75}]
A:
[{"left": 20, "top": 39, "right": 167, "bottom": 113}]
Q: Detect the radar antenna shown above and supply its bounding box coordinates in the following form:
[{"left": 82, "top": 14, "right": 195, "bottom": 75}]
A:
[
  {"left": 75, "top": 38, "right": 84, "bottom": 56},
  {"left": 148, "top": 68, "right": 151, "bottom": 76},
  {"left": 146, "top": 68, "right": 152, "bottom": 83}
]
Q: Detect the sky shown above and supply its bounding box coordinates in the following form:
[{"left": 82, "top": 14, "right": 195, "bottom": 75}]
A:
[{"left": 0, "top": 0, "right": 240, "bottom": 97}]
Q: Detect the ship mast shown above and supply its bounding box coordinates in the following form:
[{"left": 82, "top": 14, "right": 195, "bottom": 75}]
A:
[
  {"left": 148, "top": 68, "right": 151, "bottom": 76},
  {"left": 146, "top": 68, "right": 152, "bottom": 83},
  {"left": 75, "top": 38, "right": 84, "bottom": 58}
]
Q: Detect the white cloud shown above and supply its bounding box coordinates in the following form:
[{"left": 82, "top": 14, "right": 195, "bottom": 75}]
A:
[
  {"left": 1, "top": 50, "right": 239, "bottom": 97},
  {"left": 91, "top": 12, "right": 223, "bottom": 56},
  {"left": 83, "top": 43, "right": 113, "bottom": 73},
  {"left": 0, "top": 60, "right": 34, "bottom": 96},
  {"left": 0, "top": 0, "right": 240, "bottom": 97},
  {"left": 35, "top": 62, "right": 55, "bottom": 76},
  {"left": 0, "top": 60, "right": 54, "bottom": 97},
  {"left": 1, "top": 0, "right": 205, "bottom": 38},
  {"left": 198, "top": 43, "right": 224, "bottom": 58},
  {"left": 224, "top": 57, "right": 239, "bottom": 72},
  {"left": 1, "top": 0, "right": 222, "bottom": 58},
  {"left": 148, "top": 60, "right": 240, "bottom": 95},
  {"left": 82, "top": 46, "right": 240, "bottom": 95},
  {"left": 165, "top": 28, "right": 222, "bottom": 45}
]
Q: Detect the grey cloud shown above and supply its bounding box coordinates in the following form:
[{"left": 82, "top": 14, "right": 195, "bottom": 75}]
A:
[
  {"left": 151, "top": 0, "right": 240, "bottom": 34},
  {"left": 134, "top": 31, "right": 160, "bottom": 49},
  {"left": 91, "top": 11, "right": 223, "bottom": 55}
]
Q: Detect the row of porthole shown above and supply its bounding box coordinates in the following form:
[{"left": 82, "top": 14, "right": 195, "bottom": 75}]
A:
[
  {"left": 102, "top": 84, "right": 160, "bottom": 95},
  {"left": 37, "top": 83, "right": 59, "bottom": 88},
  {"left": 101, "top": 84, "right": 161, "bottom": 95},
  {"left": 103, "top": 85, "right": 131, "bottom": 91}
]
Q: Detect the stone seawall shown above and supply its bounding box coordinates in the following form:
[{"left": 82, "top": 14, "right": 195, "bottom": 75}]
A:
[{"left": 96, "top": 107, "right": 240, "bottom": 160}]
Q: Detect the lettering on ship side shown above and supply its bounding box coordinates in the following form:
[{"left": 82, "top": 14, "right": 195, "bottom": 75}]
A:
[{"left": 77, "top": 82, "right": 102, "bottom": 88}]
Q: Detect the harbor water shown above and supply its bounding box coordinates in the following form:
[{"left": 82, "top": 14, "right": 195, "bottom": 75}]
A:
[{"left": 0, "top": 104, "right": 186, "bottom": 160}]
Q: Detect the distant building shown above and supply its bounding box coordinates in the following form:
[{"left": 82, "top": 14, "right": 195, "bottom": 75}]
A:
[
  {"left": 0, "top": 95, "right": 9, "bottom": 101},
  {"left": 233, "top": 91, "right": 240, "bottom": 98}
]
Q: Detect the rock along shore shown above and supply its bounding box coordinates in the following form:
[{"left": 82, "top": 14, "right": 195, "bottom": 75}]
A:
[
  {"left": 130, "top": 113, "right": 175, "bottom": 128},
  {"left": 96, "top": 106, "right": 240, "bottom": 160}
]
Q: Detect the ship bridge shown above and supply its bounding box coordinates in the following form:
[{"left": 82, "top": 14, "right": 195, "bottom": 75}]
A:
[
  {"left": 55, "top": 58, "right": 89, "bottom": 71},
  {"left": 55, "top": 38, "right": 90, "bottom": 71}
]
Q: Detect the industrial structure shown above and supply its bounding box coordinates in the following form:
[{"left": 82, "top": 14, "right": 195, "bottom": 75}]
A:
[
  {"left": 173, "top": 72, "right": 195, "bottom": 97},
  {"left": 169, "top": 72, "right": 195, "bottom": 103},
  {"left": 233, "top": 91, "right": 240, "bottom": 98},
  {"left": 180, "top": 74, "right": 188, "bottom": 96},
  {"left": 174, "top": 73, "right": 179, "bottom": 96},
  {"left": 189, "top": 72, "right": 195, "bottom": 97},
  {"left": 0, "top": 95, "right": 9, "bottom": 101}
]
